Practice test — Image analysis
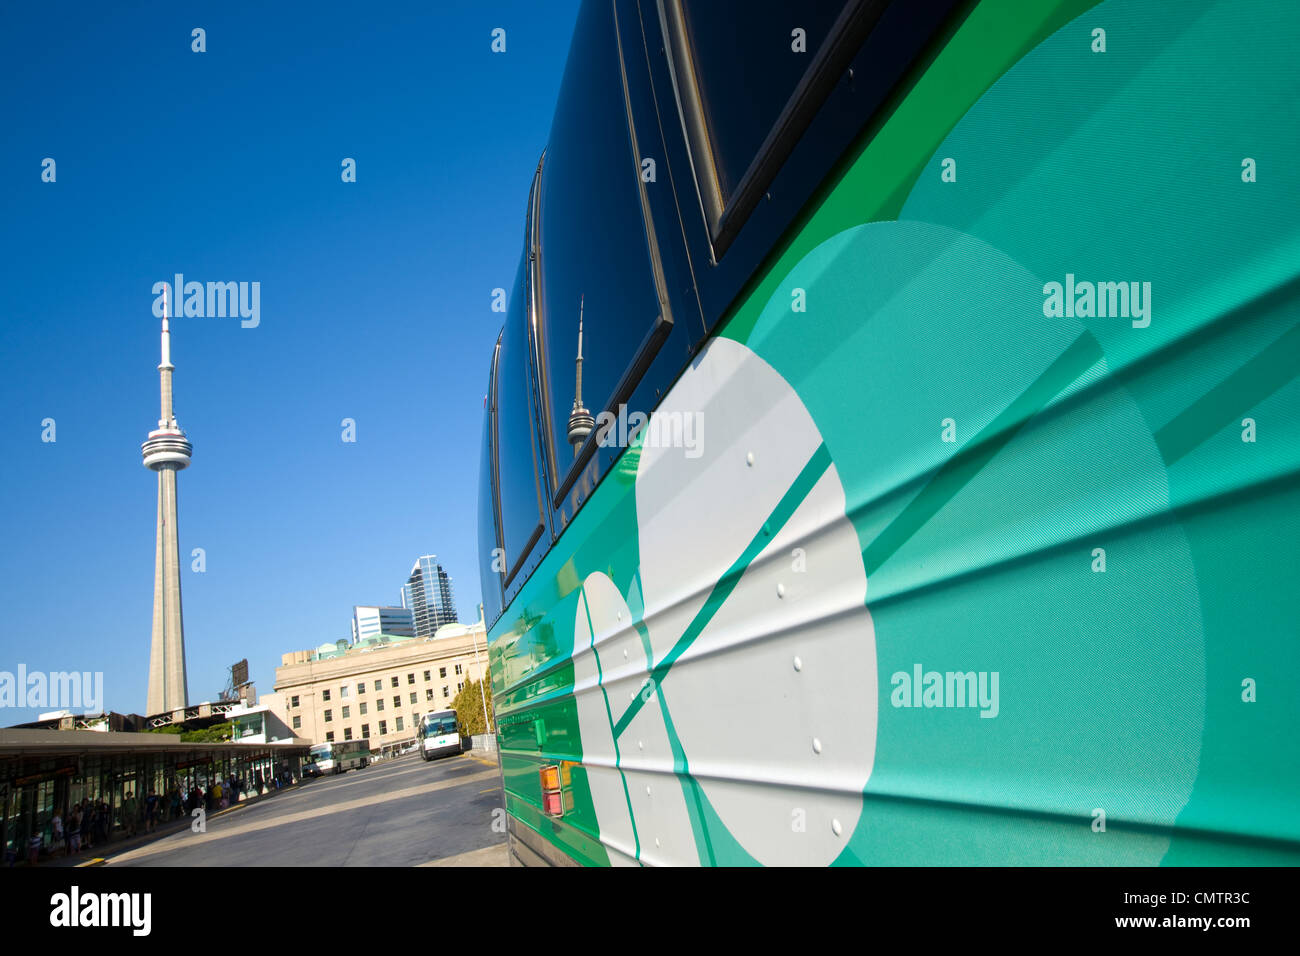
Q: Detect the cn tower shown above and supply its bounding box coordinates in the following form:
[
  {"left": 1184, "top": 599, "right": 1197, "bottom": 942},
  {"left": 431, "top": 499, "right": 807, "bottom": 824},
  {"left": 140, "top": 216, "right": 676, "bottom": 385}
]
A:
[
  {"left": 142, "top": 290, "right": 192, "bottom": 714},
  {"left": 566, "top": 294, "right": 594, "bottom": 452}
]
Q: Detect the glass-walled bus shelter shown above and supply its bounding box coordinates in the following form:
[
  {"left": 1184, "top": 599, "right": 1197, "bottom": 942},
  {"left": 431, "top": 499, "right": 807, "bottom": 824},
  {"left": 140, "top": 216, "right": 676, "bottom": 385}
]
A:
[{"left": 0, "top": 729, "right": 309, "bottom": 863}]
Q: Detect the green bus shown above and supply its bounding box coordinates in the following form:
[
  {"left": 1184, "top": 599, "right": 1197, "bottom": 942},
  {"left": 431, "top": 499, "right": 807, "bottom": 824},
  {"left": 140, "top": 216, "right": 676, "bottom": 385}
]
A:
[
  {"left": 305, "top": 739, "right": 370, "bottom": 776},
  {"left": 476, "top": 0, "right": 1300, "bottom": 866}
]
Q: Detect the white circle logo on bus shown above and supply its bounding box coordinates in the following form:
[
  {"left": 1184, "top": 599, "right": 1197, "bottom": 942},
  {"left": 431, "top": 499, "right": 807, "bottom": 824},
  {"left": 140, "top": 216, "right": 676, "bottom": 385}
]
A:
[{"left": 574, "top": 336, "right": 877, "bottom": 866}]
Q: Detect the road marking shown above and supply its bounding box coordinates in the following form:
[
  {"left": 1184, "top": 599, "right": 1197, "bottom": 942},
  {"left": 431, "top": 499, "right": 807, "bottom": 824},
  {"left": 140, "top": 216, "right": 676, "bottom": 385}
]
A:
[{"left": 478, "top": 787, "right": 499, "bottom": 793}]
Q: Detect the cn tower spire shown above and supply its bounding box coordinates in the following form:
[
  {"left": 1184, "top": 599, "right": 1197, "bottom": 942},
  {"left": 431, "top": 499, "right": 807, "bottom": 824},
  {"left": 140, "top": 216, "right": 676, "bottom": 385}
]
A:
[
  {"left": 159, "top": 289, "right": 176, "bottom": 426},
  {"left": 574, "top": 295, "right": 585, "bottom": 406},
  {"left": 566, "top": 295, "right": 594, "bottom": 452},
  {"left": 143, "top": 285, "right": 193, "bottom": 715}
]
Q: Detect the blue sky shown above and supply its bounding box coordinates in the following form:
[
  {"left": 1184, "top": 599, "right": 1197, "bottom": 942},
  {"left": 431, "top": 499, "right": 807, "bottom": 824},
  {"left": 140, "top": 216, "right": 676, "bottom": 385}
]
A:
[{"left": 0, "top": 1, "right": 580, "bottom": 721}]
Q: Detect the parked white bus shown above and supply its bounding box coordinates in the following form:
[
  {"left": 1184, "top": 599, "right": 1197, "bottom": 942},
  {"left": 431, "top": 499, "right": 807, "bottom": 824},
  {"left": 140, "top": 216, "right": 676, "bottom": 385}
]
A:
[
  {"left": 305, "top": 739, "right": 370, "bottom": 776},
  {"left": 417, "top": 711, "right": 461, "bottom": 761}
]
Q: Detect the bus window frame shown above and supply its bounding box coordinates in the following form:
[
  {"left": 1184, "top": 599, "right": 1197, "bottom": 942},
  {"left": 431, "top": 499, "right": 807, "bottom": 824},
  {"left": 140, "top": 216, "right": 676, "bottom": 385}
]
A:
[
  {"left": 658, "top": 0, "right": 893, "bottom": 259},
  {"left": 494, "top": 169, "right": 552, "bottom": 596},
  {"left": 642, "top": 0, "right": 965, "bottom": 333},
  {"left": 496, "top": 170, "right": 557, "bottom": 608},
  {"left": 482, "top": 330, "right": 505, "bottom": 614},
  {"left": 528, "top": 0, "right": 704, "bottom": 535}
]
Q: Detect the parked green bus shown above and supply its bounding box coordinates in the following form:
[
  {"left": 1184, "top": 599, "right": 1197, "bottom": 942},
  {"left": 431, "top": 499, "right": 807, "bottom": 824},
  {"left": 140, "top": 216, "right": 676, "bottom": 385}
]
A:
[
  {"left": 477, "top": 0, "right": 1300, "bottom": 865},
  {"left": 305, "top": 740, "right": 370, "bottom": 776}
]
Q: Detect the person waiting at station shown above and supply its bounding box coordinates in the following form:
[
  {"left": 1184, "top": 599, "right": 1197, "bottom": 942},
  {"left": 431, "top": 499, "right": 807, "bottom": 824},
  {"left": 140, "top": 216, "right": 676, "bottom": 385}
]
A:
[
  {"left": 79, "top": 802, "right": 93, "bottom": 851},
  {"left": 65, "top": 805, "right": 79, "bottom": 855},
  {"left": 51, "top": 809, "right": 64, "bottom": 856},
  {"left": 121, "top": 791, "right": 138, "bottom": 837}
]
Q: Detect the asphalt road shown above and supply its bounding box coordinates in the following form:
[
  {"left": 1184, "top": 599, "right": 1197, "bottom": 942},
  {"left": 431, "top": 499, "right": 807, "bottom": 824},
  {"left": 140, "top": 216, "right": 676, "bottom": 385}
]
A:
[{"left": 96, "top": 751, "right": 507, "bottom": 867}]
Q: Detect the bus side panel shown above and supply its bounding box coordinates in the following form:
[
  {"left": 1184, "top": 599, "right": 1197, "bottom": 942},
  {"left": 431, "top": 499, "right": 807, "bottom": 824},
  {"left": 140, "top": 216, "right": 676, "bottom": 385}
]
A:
[{"left": 487, "top": 0, "right": 1300, "bottom": 865}]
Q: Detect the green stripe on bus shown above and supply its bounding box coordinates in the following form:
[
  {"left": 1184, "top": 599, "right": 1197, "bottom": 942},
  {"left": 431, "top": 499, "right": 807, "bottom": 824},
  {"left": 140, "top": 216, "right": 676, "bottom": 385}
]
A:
[
  {"left": 612, "top": 443, "right": 833, "bottom": 739},
  {"left": 1155, "top": 321, "right": 1300, "bottom": 467}
]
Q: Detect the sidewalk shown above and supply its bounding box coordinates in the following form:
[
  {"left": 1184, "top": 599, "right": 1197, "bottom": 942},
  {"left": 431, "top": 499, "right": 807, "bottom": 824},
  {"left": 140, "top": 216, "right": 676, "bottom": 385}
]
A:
[
  {"left": 18, "top": 784, "right": 303, "bottom": 868},
  {"left": 463, "top": 747, "right": 500, "bottom": 769}
]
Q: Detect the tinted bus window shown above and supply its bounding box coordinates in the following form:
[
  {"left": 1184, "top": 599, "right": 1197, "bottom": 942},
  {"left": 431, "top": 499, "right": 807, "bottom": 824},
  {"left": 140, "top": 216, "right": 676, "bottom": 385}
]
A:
[
  {"left": 679, "top": 0, "right": 849, "bottom": 202},
  {"left": 537, "top": 0, "right": 664, "bottom": 496},
  {"left": 477, "top": 335, "right": 503, "bottom": 624},
  {"left": 495, "top": 256, "right": 546, "bottom": 580}
]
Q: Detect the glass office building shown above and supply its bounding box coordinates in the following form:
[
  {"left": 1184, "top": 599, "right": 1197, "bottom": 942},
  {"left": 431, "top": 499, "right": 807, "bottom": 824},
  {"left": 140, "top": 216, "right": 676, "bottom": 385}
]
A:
[
  {"left": 401, "top": 555, "right": 458, "bottom": 639},
  {"left": 351, "top": 605, "right": 416, "bottom": 643}
]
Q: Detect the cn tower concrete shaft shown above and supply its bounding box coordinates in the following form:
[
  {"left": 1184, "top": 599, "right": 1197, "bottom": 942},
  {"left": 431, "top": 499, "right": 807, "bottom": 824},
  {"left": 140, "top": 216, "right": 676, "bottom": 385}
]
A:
[{"left": 148, "top": 464, "right": 187, "bottom": 712}]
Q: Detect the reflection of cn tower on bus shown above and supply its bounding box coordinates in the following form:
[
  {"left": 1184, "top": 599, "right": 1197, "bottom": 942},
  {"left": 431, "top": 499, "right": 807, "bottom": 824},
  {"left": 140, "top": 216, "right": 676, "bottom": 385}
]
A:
[
  {"left": 143, "top": 287, "right": 192, "bottom": 714},
  {"left": 566, "top": 295, "right": 594, "bottom": 454}
]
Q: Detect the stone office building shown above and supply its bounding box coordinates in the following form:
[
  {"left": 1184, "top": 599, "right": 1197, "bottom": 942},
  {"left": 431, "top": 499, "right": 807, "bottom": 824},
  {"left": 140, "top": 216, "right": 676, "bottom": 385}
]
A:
[{"left": 273, "top": 619, "right": 490, "bottom": 757}]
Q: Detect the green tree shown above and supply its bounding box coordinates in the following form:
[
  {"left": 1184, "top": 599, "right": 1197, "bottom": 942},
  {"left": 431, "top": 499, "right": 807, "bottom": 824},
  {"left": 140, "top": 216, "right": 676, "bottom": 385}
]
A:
[
  {"left": 181, "top": 721, "right": 232, "bottom": 743},
  {"left": 450, "top": 678, "right": 494, "bottom": 737},
  {"left": 145, "top": 721, "right": 232, "bottom": 743}
]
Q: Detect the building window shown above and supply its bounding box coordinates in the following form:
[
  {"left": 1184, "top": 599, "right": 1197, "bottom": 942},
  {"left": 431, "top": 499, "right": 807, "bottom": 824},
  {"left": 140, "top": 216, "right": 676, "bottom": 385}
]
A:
[
  {"left": 455, "top": 664, "right": 463, "bottom": 675},
  {"left": 378, "top": 720, "right": 387, "bottom": 736},
  {"left": 360, "top": 702, "right": 367, "bottom": 716},
  {"left": 292, "top": 716, "right": 301, "bottom": 730},
  {"left": 290, "top": 695, "right": 299, "bottom": 708},
  {"left": 342, "top": 705, "right": 350, "bottom": 719},
  {"left": 361, "top": 723, "right": 370, "bottom": 738},
  {"left": 341, "top": 685, "right": 350, "bottom": 699},
  {"left": 357, "top": 682, "right": 365, "bottom": 695},
  {"left": 344, "top": 727, "right": 353, "bottom": 741},
  {"left": 376, "top": 699, "right": 384, "bottom": 711},
  {"left": 322, "top": 689, "right": 331, "bottom": 702},
  {"left": 391, "top": 676, "right": 399, "bottom": 688},
  {"left": 423, "top": 670, "right": 431, "bottom": 681},
  {"left": 409, "top": 692, "right": 417, "bottom": 705},
  {"left": 374, "top": 679, "right": 382, "bottom": 692},
  {"left": 396, "top": 716, "right": 404, "bottom": 732},
  {"left": 425, "top": 689, "right": 434, "bottom": 701},
  {"left": 442, "top": 686, "right": 449, "bottom": 698},
  {"left": 407, "top": 673, "right": 415, "bottom": 685},
  {"left": 392, "top": 696, "right": 400, "bottom": 709},
  {"left": 439, "top": 667, "right": 447, "bottom": 678},
  {"left": 324, "top": 709, "right": 332, "bottom": 722},
  {"left": 457, "top": 682, "right": 464, "bottom": 693},
  {"left": 326, "top": 731, "right": 335, "bottom": 742}
]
